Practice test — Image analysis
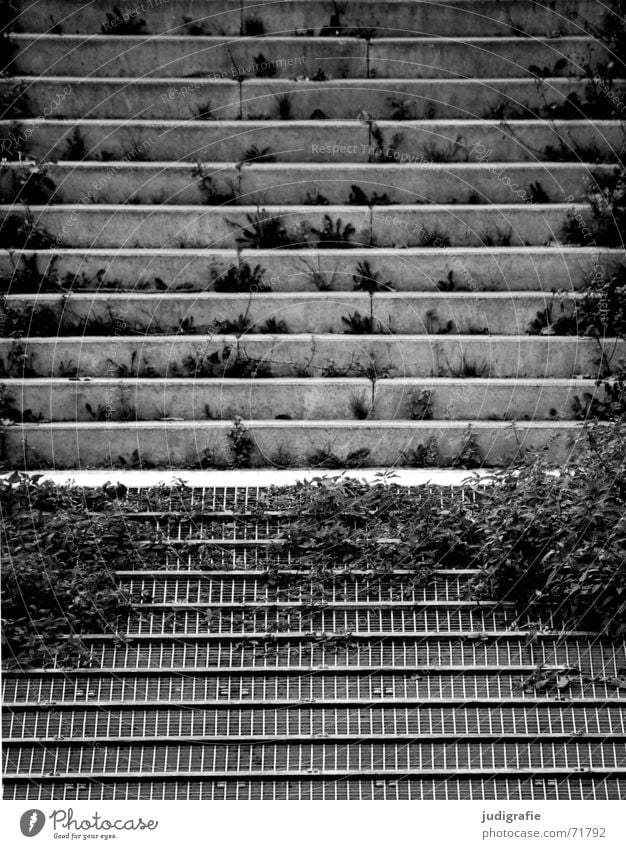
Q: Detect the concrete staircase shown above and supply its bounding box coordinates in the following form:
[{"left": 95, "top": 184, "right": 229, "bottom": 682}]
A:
[{"left": 1, "top": 0, "right": 625, "bottom": 469}]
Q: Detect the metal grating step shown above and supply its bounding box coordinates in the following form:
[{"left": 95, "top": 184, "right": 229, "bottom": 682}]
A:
[
  {"left": 6, "top": 705, "right": 626, "bottom": 742},
  {"left": 5, "top": 775, "right": 626, "bottom": 801},
  {"left": 5, "top": 671, "right": 624, "bottom": 705},
  {"left": 5, "top": 740, "right": 626, "bottom": 777}
]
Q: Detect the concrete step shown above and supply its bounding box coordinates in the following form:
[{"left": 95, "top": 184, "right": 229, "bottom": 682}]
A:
[
  {"left": 10, "top": 34, "right": 603, "bottom": 80},
  {"left": 7, "top": 119, "right": 622, "bottom": 163},
  {"left": 0, "top": 204, "right": 591, "bottom": 248},
  {"left": 3, "top": 418, "right": 589, "bottom": 469},
  {"left": 1, "top": 291, "right": 576, "bottom": 335},
  {"left": 1, "top": 161, "right": 607, "bottom": 205},
  {"left": 1, "top": 334, "right": 618, "bottom": 379},
  {"left": 2, "top": 247, "right": 612, "bottom": 292},
  {"left": 2, "top": 376, "right": 602, "bottom": 422},
  {"left": 4, "top": 77, "right": 617, "bottom": 120},
  {"left": 9, "top": 0, "right": 602, "bottom": 38}
]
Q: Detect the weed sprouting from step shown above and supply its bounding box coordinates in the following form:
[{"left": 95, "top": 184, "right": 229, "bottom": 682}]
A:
[
  {"left": 0, "top": 210, "right": 56, "bottom": 249},
  {"left": 211, "top": 262, "right": 270, "bottom": 293},
  {"left": 0, "top": 121, "right": 27, "bottom": 161},
  {"left": 258, "top": 317, "right": 289, "bottom": 334},
  {"left": 434, "top": 271, "right": 462, "bottom": 292},
  {"left": 64, "top": 127, "right": 88, "bottom": 160},
  {"left": 192, "top": 161, "right": 237, "bottom": 204},
  {"left": 401, "top": 437, "right": 440, "bottom": 468},
  {"left": 425, "top": 309, "right": 455, "bottom": 335},
  {"left": 2, "top": 252, "right": 60, "bottom": 294},
  {"left": 572, "top": 374, "right": 626, "bottom": 421},
  {"left": 352, "top": 260, "right": 394, "bottom": 294},
  {"left": 450, "top": 425, "right": 483, "bottom": 469},
  {"left": 564, "top": 166, "right": 626, "bottom": 248},
  {"left": 348, "top": 185, "right": 391, "bottom": 206},
  {"left": 528, "top": 181, "right": 549, "bottom": 203},
  {"left": 341, "top": 310, "right": 375, "bottom": 334},
  {"left": 349, "top": 392, "right": 371, "bottom": 420},
  {"left": 419, "top": 229, "right": 451, "bottom": 248},
  {"left": 526, "top": 301, "right": 577, "bottom": 336},
  {"left": 241, "top": 145, "right": 276, "bottom": 163},
  {"left": 270, "top": 445, "right": 297, "bottom": 469},
  {"left": 0, "top": 341, "right": 37, "bottom": 378},
  {"left": 299, "top": 256, "right": 338, "bottom": 291},
  {"left": 214, "top": 313, "right": 254, "bottom": 335},
  {"left": 193, "top": 101, "right": 215, "bottom": 120},
  {"left": 102, "top": 6, "right": 147, "bottom": 34},
  {"left": 0, "top": 81, "right": 29, "bottom": 120},
  {"left": 253, "top": 54, "right": 277, "bottom": 78},
  {"left": 0, "top": 384, "right": 41, "bottom": 423},
  {"left": 444, "top": 356, "right": 490, "bottom": 379},
  {"left": 276, "top": 94, "right": 292, "bottom": 120},
  {"left": 227, "top": 416, "right": 255, "bottom": 468},
  {"left": 3, "top": 160, "right": 56, "bottom": 204},
  {"left": 388, "top": 98, "right": 414, "bottom": 120},
  {"left": 183, "top": 15, "right": 210, "bottom": 35},
  {"left": 232, "top": 210, "right": 295, "bottom": 249},
  {"left": 311, "top": 215, "right": 356, "bottom": 248},
  {"left": 243, "top": 17, "right": 265, "bottom": 35},
  {"left": 480, "top": 226, "right": 513, "bottom": 247},
  {"left": 304, "top": 190, "right": 330, "bottom": 205},
  {"left": 407, "top": 389, "right": 433, "bottom": 420},
  {"left": 319, "top": 0, "right": 345, "bottom": 36}
]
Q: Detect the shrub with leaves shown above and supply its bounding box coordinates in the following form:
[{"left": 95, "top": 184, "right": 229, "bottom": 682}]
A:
[
  {"left": 0, "top": 474, "right": 171, "bottom": 669},
  {"left": 471, "top": 423, "right": 626, "bottom": 639}
]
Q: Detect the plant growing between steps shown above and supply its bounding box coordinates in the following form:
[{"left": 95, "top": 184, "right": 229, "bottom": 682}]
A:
[
  {"left": 241, "top": 145, "right": 276, "bottom": 163},
  {"left": 227, "top": 416, "right": 254, "bottom": 467},
  {"left": 102, "top": 6, "right": 147, "bottom": 34},
  {"left": 1, "top": 252, "right": 60, "bottom": 293},
  {"left": 1, "top": 159, "right": 56, "bottom": 204},
  {"left": 407, "top": 389, "right": 433, "bottom": 420},
  {"left": 193, "top": 162, "right": 237, "bottom": 204},
  {"left": 232, "top": 210, "right": 295, "bottom": 249},
  {"left": 341, "top": 310, "right": 375, "bottom": 334},
  {"left": 311, "top": 215, "right": 356, "bottom": 248},
  {"left": 211, "top": 262, "right": 270, "bottom": 293},
  {"left": 0, "top": 210, "right": 56, "bottom": 249}
]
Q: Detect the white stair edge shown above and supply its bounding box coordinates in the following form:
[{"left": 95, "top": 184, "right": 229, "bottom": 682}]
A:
[{"left": 0, "top": 468, "right": 558, "bottom": 487}]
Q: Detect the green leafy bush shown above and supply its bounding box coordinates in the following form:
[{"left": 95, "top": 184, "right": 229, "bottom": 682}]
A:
[{"left": 0, "top": 475, "right": 169, "bottom": 668}]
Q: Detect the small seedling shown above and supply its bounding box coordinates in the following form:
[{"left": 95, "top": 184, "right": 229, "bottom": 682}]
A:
[{"left": 259, "top": 317, "right": 289, "bottom": 334}]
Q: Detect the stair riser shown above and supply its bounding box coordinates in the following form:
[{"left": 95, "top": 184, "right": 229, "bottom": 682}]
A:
[
  {"left": 2, "top": 248, "right": 610, "bottom": 292},
  {"left": 11, "top": 36, "right": 603, "bottom": 80},
  {"left": 3, "top": 420, "right": 587, "bottom": 469},
  {"left": 10, "top": 0, "right": 602, "bottom": 37},
  {"left": 1, "top": 162, "right": 605, "bottom": 205},
  {"left": 5, "top": 378, "right": 600, "bottom": 422},
  {"left": 0, "top": 292, "right": 576, "bottom": 335},
  {"left": 1, "top": 336, "right": 616, "bottom": 379},
  {"left": 7, "top": 119, "right": 622, "bottom": 163},
  {"left": 5, "top": 78, "right": 615, "bottom": 120},
  {"left": 0, "top": 205, "right": 589, "bottom": 248}
]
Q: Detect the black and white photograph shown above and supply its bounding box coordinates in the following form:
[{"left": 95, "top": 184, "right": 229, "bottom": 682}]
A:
[{"left": 0, "top": 0, "right": 625, "bottom": 844}]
